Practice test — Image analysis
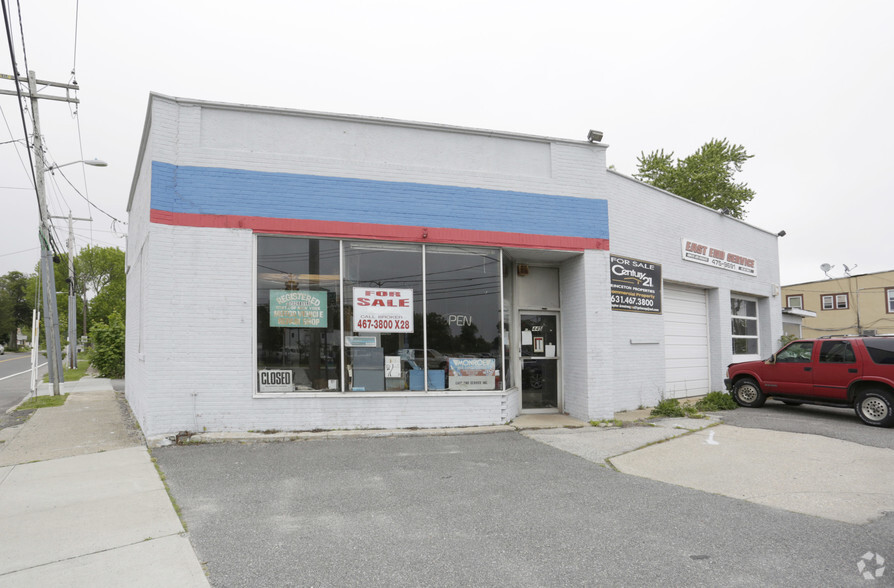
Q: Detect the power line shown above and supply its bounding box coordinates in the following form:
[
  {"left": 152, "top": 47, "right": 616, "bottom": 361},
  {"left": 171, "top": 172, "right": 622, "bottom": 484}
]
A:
[
  {"left": 1, "top": 0, "right": 39, "bottom": 208},
  {"left": 0, "top": 245, "right": 38, "bottom": 258},
  {"left": 53, "top": 165, "right": 124, "bottom": 224},
  {"left": 71, "top": 0, "right": 79, "bottom": 76},
  {"left": 13, "top": 0, "right": 29, "bottom": 74},
  {"left": 0, "top": 104, "right": 32, "bottom": 183}
]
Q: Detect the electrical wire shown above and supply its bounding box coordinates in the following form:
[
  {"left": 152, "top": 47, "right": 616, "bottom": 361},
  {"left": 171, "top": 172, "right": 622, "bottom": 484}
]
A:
[
  {"left": 0, "top": 245, "right": 38, "bottom": 258},
  {"left": 1, "top": 0, "right": 39, "bottom": 208},
  {"left": 0, "top": 105, "right": 32, "bottom": 185},
  {"left": 70, "top": 0, "right": 79, "bottom": 79},
  {"left": 53, "top": 166, "right": 125, "bottom": 225}
]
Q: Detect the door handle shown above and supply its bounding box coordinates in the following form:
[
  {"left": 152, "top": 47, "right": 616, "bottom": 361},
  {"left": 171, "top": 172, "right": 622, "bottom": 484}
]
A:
[
  {"left": 848, "top": 368, "right": 858, "bottom": 373},
  {"left": 803, "top": 367, "right": 812, "bottom": 372}
]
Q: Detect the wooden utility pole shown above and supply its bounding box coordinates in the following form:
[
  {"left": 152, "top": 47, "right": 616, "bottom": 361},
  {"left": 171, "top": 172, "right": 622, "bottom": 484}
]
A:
[{"left": 0, "top": 70, "right": 80, "bottom": 394}]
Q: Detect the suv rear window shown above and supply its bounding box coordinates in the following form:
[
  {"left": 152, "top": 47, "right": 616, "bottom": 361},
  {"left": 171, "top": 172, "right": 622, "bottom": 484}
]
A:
[{"left": 864, "top": 338, "right": 894, "bottom": 365}]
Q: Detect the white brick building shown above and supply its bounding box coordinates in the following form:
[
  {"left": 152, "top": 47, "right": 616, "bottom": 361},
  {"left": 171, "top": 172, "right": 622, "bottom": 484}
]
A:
[{"left": 126, "top": 94, "right": 783, "bottom": 438}]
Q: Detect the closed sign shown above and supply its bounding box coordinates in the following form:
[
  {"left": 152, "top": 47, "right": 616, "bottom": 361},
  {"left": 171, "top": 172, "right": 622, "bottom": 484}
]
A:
[{"left": 258, "top": 369, "right": 293, "bottom": 392}]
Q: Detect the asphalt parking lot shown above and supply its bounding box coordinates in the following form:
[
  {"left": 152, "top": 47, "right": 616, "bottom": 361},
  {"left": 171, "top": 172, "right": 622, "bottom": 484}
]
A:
[
  {"left": 154, "top": 428, "right": 894, "bottom": 587},
  {"left": 716, "top": 398, "right": 894, "bottom": 450}
]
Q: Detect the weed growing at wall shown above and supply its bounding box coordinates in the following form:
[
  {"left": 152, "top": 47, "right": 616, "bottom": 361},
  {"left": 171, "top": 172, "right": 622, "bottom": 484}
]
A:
[{"left": 694, "top": 391, "right": 738, "bottom": 412}]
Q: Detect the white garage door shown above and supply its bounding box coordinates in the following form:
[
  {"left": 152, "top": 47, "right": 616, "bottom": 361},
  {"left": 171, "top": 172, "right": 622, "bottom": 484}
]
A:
[{"left": 664, "top": 284, "right": 710, "bottom": 399}]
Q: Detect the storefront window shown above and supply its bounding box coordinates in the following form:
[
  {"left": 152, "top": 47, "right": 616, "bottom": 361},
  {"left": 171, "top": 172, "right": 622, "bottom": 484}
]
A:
[
  {"left": 257, "top": 237, "right": 505, "bottom": 393},
  {"left": 343, "top": 242, "right": 423, "bottom": 391},
  {"left": 731, "top": 297, "right": 758, "bottom": 355},
  {"left": 425, "top": 246, "right": 503, "bottom": 391},
  {"left": 257, "top": 236, "right": 341, "bottom": 392}
]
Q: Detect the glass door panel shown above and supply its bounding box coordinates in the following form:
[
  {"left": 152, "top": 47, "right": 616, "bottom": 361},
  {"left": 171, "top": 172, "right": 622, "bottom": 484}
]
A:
[{"left": 520, "top": 314, "right": 558, "bottom": 409}]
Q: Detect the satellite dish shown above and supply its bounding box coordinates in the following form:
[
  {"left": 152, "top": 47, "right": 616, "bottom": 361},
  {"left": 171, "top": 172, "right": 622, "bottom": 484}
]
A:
[{"left": 820, "top": 263, "right": 831, "bottom": 272}]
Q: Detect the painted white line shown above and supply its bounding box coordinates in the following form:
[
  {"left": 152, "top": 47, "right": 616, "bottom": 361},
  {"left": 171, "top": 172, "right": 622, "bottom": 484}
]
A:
[
  {"left": 705, "top": 430, "right": 719, "bottom": 445},
  {"left": 0, "top": 363, "right": 47, "bottom": 382}
]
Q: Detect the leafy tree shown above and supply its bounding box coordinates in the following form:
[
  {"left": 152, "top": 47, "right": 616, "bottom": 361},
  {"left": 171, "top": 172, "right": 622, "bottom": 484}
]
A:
[
  {"left": 90, "top": 311, "right": 125, "bottom": 378},
  {"left": 88, "top": 277, "right": 125, "bottom": 327},
  {"left": 634, "top": 138, "right": 755, "bottom": 219},
  {"left": 0, "top": 271, "right": 33, "bottom": 349},
  {"left": 75, "top": 246, "right": 126, "bottom": 336}
]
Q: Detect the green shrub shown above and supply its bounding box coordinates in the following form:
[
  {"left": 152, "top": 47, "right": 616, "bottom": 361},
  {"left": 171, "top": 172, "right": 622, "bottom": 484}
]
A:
[
  {"left": 694, "top": 391, "right": 738, "bottom": 412},
  {"left": 90, "top": 311, "right": 125, "bottom": 378},
  {"left": 650, "top": 398, "right": 687, "bottom": 418}
]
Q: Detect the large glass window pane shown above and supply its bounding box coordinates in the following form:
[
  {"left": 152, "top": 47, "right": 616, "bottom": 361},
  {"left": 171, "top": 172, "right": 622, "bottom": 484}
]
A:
[
  {"left": 731, "top": 299, "right": 757, "bottom": 317},
  {"left": 732, "top": 338, "right": 759, "bottom": 355},
  {"left": 343, "top": 242, "right": 423, "bottom": 391},
  {"left": 257, "top": 237, "right": 341, "bottom": 392},
  {"left": 732, "top": 318, "right": 758, "bottom": 336},
  {"left": 426, "top": 246, "right": 503, "bottom": 391}
]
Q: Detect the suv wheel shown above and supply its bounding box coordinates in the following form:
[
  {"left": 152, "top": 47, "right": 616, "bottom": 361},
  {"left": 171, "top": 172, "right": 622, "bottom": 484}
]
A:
[
  {"left": 732, "top": 378, "right": 766, "bottom": 408},
  {"left": 854, "top": 389, "right": 894, "bottom": 428}
]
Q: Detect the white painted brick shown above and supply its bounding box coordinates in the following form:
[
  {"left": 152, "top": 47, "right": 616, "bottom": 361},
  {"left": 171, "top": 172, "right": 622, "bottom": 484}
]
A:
[{"left": 126, "top": 95, "right": 782, "bottom": 435}]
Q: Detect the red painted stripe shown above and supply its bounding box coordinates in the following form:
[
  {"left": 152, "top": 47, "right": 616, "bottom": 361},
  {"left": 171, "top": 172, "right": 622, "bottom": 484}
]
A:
[{"left": 149, "top": 210, "right": 609, "bottom": 251}]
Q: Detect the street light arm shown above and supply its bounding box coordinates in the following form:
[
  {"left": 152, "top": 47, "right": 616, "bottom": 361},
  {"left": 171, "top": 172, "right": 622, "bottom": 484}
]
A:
[{"left": 47, "top": 158, "right": 108, "bottom": 171}]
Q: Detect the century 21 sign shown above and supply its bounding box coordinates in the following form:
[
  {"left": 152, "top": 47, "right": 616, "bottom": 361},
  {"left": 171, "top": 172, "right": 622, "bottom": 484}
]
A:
[{"left": 610, "top": 255, "right": 662, "bottom": 314}]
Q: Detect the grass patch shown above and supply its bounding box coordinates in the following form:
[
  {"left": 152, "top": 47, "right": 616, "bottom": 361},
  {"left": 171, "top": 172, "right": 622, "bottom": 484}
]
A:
[
  {"left": 590, "top": 418, "right": 624, "bottom": 428},
  {"left": 650, "top": 398, "right": 700, "bottom": 418},
  {"left": 43, "top": 359, "right": 90, "bottom": 383},
  {"left": 16, "top": 394, "right": 69, "bottom": 410},
  {"left": 694, "top": 391, "right": 738, "bottom": 412},
  {"left": 151, "top": 455, "right": 188, "bottom": 532}
]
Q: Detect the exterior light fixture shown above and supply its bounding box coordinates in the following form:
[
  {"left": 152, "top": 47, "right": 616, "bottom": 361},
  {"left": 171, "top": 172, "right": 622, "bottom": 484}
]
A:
[
  {"left": 48, "top": 158, "right": 108, "bottom": 171},
  {"left": 777, "top": 230, "right": 786, "bottom": 237},
  {"left": 587, "top": 130, "right": 603, "bottom": 143}
]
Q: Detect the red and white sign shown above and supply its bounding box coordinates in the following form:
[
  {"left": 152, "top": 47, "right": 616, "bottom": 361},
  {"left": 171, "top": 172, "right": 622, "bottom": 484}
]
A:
[
  {"left": 681, "top": 239, "right": 757, "bottom": 276},
  {"left": 352, "top": 288, "right": 414, "bottom": 332}
]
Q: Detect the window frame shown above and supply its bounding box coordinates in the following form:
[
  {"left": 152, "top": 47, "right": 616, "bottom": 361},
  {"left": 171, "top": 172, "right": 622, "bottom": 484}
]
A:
[
  {"left": 786, "top": 294, "right": 803, "bottom": 309},
  {"left": 835, "top": 293, "right": 849, "bottom": 309},
  {"left": 255, "top": 235, "right": 506, "bottom": 395},
  {"left": 822, "top": 293, "right": 849, "bottom": 310},
  {"left": 887, "top": 288, "right": 894, "bottom": 314},
  {"left": 731, "top": 296, "right": 759, "bottom": 357}
]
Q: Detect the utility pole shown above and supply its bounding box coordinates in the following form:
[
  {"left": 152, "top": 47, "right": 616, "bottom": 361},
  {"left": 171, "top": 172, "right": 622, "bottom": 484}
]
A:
[
  {"left": 0, "top": 70, "right": 80, "bottom": 395},
  {"left": 49, "top": 212, "right": 91, "bottom": 369}
]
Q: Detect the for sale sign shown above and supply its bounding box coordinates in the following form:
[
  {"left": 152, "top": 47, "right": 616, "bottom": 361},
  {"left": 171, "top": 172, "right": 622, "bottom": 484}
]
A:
[
  {"left": 610, "top": 255, "right": 662, "bottom": 314},
  {"left": 352, "top": 288, "right": 414, "bottom": 333}
]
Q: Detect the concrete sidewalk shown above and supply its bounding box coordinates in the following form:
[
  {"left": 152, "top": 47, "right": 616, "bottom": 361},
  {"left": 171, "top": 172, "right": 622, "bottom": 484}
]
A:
[{"left": 0, "top": 378, "right": 209, "bottom": 587}]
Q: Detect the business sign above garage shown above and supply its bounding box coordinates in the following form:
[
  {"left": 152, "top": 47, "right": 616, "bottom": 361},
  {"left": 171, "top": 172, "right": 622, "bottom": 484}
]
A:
[{"left": 681, "top": 238, "right": 757, "bottom": 276}]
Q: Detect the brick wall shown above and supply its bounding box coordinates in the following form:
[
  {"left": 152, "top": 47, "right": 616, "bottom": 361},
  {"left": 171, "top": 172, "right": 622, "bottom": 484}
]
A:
[{"left": 126, "top": 94, "right": 783, "bottom": 435}]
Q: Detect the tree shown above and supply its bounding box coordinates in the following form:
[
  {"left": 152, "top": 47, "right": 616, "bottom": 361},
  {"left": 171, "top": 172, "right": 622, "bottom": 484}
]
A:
[
  {"left": 0, "top": 271, "right": 33, "bottom": 349},
  {"left": 90, "top": 311, "right": 125, "bottom": 378},
  {"left": 634, "top": 138, "right": 755, "bottom": 219},
  {"left": 75, "top": 246, "right": 126, "bottom": 334}
]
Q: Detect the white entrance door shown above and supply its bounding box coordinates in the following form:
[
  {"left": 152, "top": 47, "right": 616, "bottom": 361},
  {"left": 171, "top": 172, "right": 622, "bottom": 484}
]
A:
[{"left": 663, "top": 284, "right": 710, "bottom": 399}]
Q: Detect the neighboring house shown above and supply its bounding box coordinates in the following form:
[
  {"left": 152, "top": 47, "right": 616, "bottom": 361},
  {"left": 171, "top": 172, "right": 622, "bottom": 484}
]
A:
[
  {"left": 125, "top": 93, "right": 784, "bottom": 438},
  {"left": 781, "top": 307, "right": 817, "bottom": 341},
  {"left": 782, "top": 270, "right": 894, "bottom": 337}
]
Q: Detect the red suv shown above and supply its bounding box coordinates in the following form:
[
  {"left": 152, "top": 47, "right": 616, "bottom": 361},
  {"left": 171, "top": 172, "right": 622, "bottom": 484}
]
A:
[{"left": 725, "top": 336, "right": 894, "bottom": 427}]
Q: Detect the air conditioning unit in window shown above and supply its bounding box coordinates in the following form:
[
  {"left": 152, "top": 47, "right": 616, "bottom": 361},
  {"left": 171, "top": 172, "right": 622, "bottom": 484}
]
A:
[{"left": 861, "top": 329, "right": 877, "bottom": 336}]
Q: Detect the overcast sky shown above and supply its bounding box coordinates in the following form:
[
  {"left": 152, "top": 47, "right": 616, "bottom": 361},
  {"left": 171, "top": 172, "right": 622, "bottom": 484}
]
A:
[{"left": 2, "top": 1, "right": 892, "bottom": 286}]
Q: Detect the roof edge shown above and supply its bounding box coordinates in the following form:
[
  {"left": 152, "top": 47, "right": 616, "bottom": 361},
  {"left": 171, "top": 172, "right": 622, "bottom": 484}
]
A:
[{"left": 606, "top": 168, "right": 779, "bottom": 237}]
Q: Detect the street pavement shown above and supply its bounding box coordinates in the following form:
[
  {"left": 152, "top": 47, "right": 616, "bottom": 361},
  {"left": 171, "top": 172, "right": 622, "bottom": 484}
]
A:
[{"left": 3, "top": 376, "right": 894, "bottom": 586}]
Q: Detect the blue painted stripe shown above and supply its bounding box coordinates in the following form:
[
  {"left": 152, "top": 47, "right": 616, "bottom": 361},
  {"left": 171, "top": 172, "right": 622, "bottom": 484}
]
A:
[{"left": 151, "top": 162, "right": 609, "bottom": 240}]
